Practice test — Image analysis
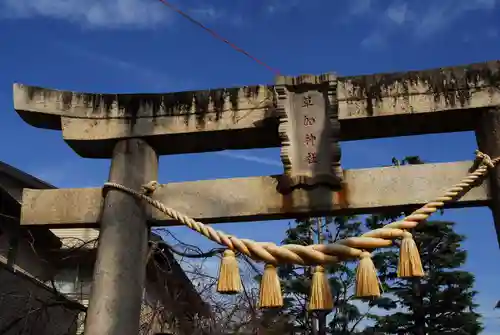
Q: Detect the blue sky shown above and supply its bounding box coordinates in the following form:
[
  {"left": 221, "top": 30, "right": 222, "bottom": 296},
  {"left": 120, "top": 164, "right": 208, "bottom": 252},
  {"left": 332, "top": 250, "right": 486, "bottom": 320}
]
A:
[{"left": 1, "top": 0, "right": 500, "bottom": 332}]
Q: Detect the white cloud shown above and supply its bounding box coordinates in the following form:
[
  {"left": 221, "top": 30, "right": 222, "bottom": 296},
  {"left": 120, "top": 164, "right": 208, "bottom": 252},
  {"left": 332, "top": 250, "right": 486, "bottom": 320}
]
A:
[
  {"left": 1, "top": 0, "right": 172, "bottom": 29},
  {"left": 360, "top": 31, "right": 386, "bottom": 49},
  {"left": 188, "top": 5, "right": 225, "bottom": 22},
  {"left": 188, "top": 5, "right": 244, "bottom": 27},
  {"left": 463, "top": 27, "right": 498, "bottom": 43},
  {"left": 265, "top": 0, "right": 302, "bottom": 15},
  {"left": 412, "top": 4, "right": 447, "bottom": 38},
  {"left": 0, "top": 0, "right": 247, "bottom": 29},
  {"left": 349, "top": 0, "right": 372, "bottom": 15},
  {"left": 215, "top": 151, "right": 282, "bottom": 167},
  {"left": 51, "top": 41, "right": 175, "bottom": 90},
  {"left": 386, "top": 2, "right": 409, "bottom": 25},
  {"left": 57, "top": 42, "right": 154, "bottom": 74},
  {"left": 471, "top": 0, "right": 497, "bottom": 10},
  {"left": 412, "top": 0, "right": 497, "bottom": 38},
  {"left": 359, "top": 0, "right": 497, "bottom": 48}
]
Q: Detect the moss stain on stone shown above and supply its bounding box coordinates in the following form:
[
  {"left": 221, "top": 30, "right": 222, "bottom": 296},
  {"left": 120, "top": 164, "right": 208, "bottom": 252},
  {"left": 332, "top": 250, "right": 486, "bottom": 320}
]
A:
[
  {"left": 61, "top": 92, "right": 73, "bottom": 111},
  {"left": 25, "top": 86, "right": 50, "bottom": 102},
  {"left": 227, "top": 87, "right": 241, "bottom": 109},
  {"left": 23, "top": 61, "right": 500, "bottom": 121},
  {"left": 23, "top": 83, "right": 271, "bottom": 128},
  {"left": 209, "top": 89, "right": 226, "bottom": 121},
  {"left": 345, "top": 60, "right": 500, "bottom": 116},
  {"left": 243, "top": 85, "right": 260, "bottom": 99}
]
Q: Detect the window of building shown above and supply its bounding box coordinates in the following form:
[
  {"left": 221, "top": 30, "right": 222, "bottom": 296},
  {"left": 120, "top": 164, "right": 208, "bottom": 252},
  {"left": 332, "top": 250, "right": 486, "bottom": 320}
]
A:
[
  {"left": 53, "top": 266, "right": 78, "bottom": 294},
  {"left": 52, "top": 263, "right": 93, "bottom": 298}
]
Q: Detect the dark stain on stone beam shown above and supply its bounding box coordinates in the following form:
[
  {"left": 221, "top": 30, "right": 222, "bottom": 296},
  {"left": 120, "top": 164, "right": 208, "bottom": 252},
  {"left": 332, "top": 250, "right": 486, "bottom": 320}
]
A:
[
  {"left": 24, "top": 85, "right": 266, "bottom": 128},
  {"left": 344, "top": 60, "right": 500, "bottom": 116}
]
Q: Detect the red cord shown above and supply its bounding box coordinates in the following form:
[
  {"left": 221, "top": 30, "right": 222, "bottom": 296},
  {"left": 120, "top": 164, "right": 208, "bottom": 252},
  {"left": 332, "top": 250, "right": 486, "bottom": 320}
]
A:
[{"left": 156, "top": 0, "right": 281, "bottom": 76}]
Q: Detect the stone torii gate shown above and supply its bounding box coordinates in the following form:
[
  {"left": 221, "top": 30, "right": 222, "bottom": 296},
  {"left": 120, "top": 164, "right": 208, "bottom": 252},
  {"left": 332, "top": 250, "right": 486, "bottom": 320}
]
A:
[{"left": 12, "top": 60, "right": 500, "bottom": 334}]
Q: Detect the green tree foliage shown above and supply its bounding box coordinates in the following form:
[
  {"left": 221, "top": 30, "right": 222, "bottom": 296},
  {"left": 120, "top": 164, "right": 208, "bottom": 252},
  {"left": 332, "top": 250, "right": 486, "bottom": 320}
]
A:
[
  {"left": 364, "top": 217, "right": 483, "bottom": 334},
  {"left": 278, "top": 216, "right": 391, "bottom": 334},
  {"left": 270, "top": 156, "right": 481, "bottom": 334},
  {"left": 362, "top": 157, "right": 483, "bottom": 335}
]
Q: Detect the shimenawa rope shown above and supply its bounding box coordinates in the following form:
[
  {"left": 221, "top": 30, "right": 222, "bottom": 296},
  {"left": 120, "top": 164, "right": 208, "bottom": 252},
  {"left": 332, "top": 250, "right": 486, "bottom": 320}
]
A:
[{"left": 102, "top": 150, "right": 499, "bottom": 309}]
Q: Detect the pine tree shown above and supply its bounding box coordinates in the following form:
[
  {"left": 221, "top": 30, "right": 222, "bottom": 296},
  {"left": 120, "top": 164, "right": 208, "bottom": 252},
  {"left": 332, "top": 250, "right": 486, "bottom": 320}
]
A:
[
  {"left": 271, "top": 156, "right": 481, "bottom": 334},
  {"left": 278, "top": 216, "right": 390, "bottom": 334},
  {"left": 363, "top": 157, "right": 483, "bottom": 335},
  {"left": 278, "top": 218, "right": 320, "bottom": 333}
]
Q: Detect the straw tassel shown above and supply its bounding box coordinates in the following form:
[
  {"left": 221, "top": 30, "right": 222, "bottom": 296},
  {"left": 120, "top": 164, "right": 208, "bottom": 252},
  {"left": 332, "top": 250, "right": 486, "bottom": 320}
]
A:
[
  {"left": 308, "top": 265, "right": 334, "bottom": 311},
  {"left": 397, "top": 231, "right": 424, "bottom": 278},
  {"left": 216, "top": 249, "right": 242, "bottom": 294},
  {"left": 258, "top": 264, "right": 283, "bottom": 309},
  {"left": 355, "top": 251, "right": 381, "bottom": 298}
]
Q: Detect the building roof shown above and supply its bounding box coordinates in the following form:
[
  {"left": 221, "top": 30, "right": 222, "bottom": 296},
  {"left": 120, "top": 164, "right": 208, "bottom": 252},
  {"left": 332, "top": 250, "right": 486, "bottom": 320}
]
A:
[
  {"left": 0, "top": 160, "right": 61, "bottom": 248},
  {"left": 0, "top": 161, "right": 56, "bottom": 197},
  {"left": 0, "top": 258, "right": 86, "bottom": 312},
  {"left": 0, "top": 160, "right": 210, "bottom": 318}
]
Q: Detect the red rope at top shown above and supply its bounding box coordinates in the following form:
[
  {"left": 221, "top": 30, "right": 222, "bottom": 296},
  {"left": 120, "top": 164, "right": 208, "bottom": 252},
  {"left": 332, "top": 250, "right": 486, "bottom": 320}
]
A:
[{"left": 156, "top": 0, "right": 281, "bottom": 76}]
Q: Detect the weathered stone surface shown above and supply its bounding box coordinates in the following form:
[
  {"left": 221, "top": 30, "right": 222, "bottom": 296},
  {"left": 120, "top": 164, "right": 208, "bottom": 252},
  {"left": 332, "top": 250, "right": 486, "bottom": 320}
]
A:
[
  {"left": 13, "top": 60, "right": 500, "bottom": 157},
  {"left": 275, "top": 74, "right": 342, "bottom": 193},
  {"left": 338, "top": 68, "right": 500, "bottom": 118},
  {"left": 14, "top": 84, "right": 271, "bottom": 120},
  {"left": 475, "top": 108, "right": 500, "bottom": 247},
  {"left": 20, "top": 161, "right": 488, "bottom": 228}
]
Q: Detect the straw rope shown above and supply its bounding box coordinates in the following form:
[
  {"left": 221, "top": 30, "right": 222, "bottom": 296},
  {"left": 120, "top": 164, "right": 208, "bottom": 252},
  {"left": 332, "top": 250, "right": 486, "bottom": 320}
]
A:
[{"left": 102, "top": 150, "right": 498, "bottom": 266}]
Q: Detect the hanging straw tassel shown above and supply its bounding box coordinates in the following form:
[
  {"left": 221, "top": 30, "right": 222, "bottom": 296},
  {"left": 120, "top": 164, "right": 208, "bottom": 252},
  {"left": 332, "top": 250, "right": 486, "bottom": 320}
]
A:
[
  {"left": 258, "top": 264, "right": 283, "bottom": 308},
  {"left": 308, "top": 265, "right": 334, "bottom": 311},
  {"left": 355, "top": 251, "right": 381, "bottom": 298},
  {"left": 398, "top": 231, "right": 424, "bottom": 278},
  {"left": 217, "top": 249, "right": 242, "bottom": 294}
]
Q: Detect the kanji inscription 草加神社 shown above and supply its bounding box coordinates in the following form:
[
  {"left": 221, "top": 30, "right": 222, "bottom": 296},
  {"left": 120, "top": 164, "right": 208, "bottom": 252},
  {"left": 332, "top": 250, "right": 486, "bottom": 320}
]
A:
[
  {"left": 275, "top": 74, "right": 343, "bottom": 194},
  {"left": 11, "top": 60, "right": 500, "bottom": 335}
]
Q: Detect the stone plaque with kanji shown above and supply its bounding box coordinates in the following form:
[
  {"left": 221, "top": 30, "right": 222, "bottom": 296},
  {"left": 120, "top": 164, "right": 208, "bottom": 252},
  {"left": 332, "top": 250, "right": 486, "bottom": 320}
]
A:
[{"left": 275, "top": 74, "right": 343, "bottom": 194}]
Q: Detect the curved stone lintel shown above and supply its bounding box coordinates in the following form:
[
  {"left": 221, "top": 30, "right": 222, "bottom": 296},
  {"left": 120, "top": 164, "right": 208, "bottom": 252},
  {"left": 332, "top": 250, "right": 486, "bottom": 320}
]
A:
[
  {"left": 13, "top": 83, "right": 273, "bottom": 125},
  {"left": 12, "top": 60, "right": 500, "bottom": 158}
]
